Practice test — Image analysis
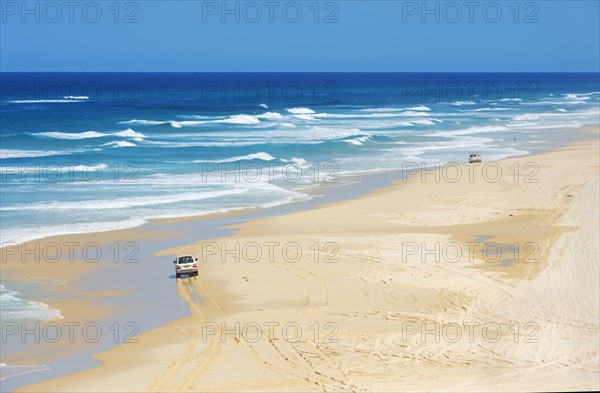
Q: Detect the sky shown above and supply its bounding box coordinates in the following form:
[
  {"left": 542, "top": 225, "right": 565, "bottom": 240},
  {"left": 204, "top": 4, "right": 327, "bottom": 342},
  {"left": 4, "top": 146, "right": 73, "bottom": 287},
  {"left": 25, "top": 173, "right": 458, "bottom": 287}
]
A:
[{"left": 1, "top": 0, "right": 599, "bottom": 72}]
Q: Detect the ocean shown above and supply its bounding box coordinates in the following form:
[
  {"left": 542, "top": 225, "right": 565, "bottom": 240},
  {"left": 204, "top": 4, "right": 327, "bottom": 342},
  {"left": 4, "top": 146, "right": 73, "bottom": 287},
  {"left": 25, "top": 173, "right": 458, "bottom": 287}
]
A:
[{"left": 1, "top": 72, "right": 599, "bottom": 320}]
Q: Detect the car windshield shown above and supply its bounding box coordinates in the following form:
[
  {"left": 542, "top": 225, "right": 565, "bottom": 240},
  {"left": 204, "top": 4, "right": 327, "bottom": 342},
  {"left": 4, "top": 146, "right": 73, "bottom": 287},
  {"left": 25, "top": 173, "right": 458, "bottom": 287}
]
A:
[{"left": 178, "top": 257, "right": 194, "bottom": 264}]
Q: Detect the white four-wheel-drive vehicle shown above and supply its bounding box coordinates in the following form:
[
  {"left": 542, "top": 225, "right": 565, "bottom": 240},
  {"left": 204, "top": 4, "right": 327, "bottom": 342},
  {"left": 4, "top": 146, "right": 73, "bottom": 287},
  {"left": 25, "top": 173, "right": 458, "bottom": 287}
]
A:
[
  {"left": 468, "top": 153, "right": 482, "bottom": 163},
  {"left": 174, "top": 255, "right": 198, "bottom": 278}
]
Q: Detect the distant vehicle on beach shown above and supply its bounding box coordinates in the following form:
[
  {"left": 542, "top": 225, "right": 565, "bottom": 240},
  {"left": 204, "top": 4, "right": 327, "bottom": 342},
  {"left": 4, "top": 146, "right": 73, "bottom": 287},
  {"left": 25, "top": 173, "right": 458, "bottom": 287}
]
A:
[
  {"left": 174, "top": 255, "right": 198, "bottom": 278},
  {"left": 469, "top": 153, "right": 482, "bottom": 163}
]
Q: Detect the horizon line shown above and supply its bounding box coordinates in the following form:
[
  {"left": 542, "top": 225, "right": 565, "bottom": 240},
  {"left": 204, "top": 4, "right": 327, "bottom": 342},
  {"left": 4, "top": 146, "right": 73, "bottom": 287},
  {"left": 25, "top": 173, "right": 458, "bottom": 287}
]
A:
[{"left": 1, "top": 71, "right": 599, "bottom": 74}]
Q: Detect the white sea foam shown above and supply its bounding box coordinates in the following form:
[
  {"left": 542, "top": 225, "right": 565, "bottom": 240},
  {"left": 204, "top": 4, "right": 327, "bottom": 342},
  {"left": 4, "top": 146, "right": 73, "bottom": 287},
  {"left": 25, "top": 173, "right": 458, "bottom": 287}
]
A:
[
  {"left": 35, "top": 129, "right": 144, "bottom": 140},
  {"left": 404, "top": 105, "right": 431, "bottom": 111},
  {"left": 102, "top": 141, "right": 137, "bottom": 148},
  {"left": 0, "top": 149, "right": 74, "bottom": 159},
  {"left": 8, "top": 96, "right": 89, "bottom": 103},
  {"left": 140, "top": 140, "right": 264, "bottom": 148},
  {"left": 71, "top": 164, "right": 108, "bottom": 171},
  {"left": 508, "top": 122, "right": 538, "bottom": 128},
  {"left": 0, "top": 285, "right": 62, "bottom": 321},
  {"left": 313, "top": 112, "right": 429, "bottom": 120},
  {"left": 119, "top": 119, "right": 169, "bottom": 126},
  {"left": 257, "top": 112, "right": 284, "bottom": 120},
  {"left": 364, "top": 119, "right": 437, "bottom": 127},
  {"left": 361, "top": 121, "right": 414, "bottom": 129},
  {"left": 451, "top": 101, "right": 476, "bottom": 106},
  {"left": 395, "top": 111, "right": 432, "bottom": 117},
  {"left": 519, "top": 94, "right": 595, "bottom": 105},
  {"left": 332, "top": 110, "right": 434, "bottom": 118},
  {"left": 292, "top": 114, "right": 318, "bottom": 121},
  {"left": 2, "top": 219, "right": 149, "bottom": 245},
  {"left": 563, "top": 94, "right": 589, "bottom": 100},
  {"left": 562, "top": 92, "right": 598, "bottom": 100},
  {"left": 513, "top": 113, "right": 546, "bottom": 121},
  {"left": 290, "top": 157, "right": 308, "bottom": 166},
  {"left": 512, "top": 108, "right": 599, "bottom": 122},
  {"left": 0, "top": 364, "right": 50, "bottom": 381},
  {"left": 39, "top": 131, "right": 106, "bottom": 140},
  {"left": 567, "top": 91, "right": 599, "bottom": 96},
  {"left": 358, "top": 107, "right": 430, "bottom": 113},
  {"left": 344, "top": 136, "right": 371, "bottom": 145},
  {"left": 344, "top": 139, "right": 363, "bottom": 146},
  {"left": 114, "top": 129, "right": 145, "bottom": 138},
  {"left": 188, "top": 115, "right": 223, "bottom": 120},
  {"left": 259, "top": 103, "right": 269, "bottom": 109},
  {"left": 410, "top": 119, "right": 437, "bottom": 125},
  {"left": 173, "top": 120, "right": 205, "bottom": 127},
  {"left": 286, "top": 107, "right": 315, "bottom": 114},
  {"left": 217, "top": 114, "right": 260, "bottom": 125},
  {"left": 464, "top": 108, "right": 512, "bottom": 112},
  {"left": 172, "top": 115, "right": 261, "bottom": 126},
  {"left": 194, "top": 152, "right": 276, "bottom": 163}
]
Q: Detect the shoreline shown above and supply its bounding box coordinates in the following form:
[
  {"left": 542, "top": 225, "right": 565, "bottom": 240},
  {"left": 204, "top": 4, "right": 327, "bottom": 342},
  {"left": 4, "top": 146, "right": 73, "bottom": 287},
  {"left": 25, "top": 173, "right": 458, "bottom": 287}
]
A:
[
  {"left": 2, "top": 130, "right": 599, "bottom": 391},
  {"left": 1, "top": 152, "right": 432, "bottom": 390},
  {"left": 4, "top": 125, "right": 595, "bottom": 247}
]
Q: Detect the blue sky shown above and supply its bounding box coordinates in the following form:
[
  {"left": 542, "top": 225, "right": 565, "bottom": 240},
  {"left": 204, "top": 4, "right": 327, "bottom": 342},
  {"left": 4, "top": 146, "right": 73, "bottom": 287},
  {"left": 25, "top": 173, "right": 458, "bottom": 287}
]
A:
[{"left": 1, "top": 0, "right": 599, "bottom": 72}]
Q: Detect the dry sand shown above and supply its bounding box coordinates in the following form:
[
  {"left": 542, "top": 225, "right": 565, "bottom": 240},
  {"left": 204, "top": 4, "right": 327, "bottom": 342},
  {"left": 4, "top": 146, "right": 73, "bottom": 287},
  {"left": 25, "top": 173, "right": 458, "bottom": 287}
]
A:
[{"left": 15, "top": 137, "right": 600, "bottom": 392}]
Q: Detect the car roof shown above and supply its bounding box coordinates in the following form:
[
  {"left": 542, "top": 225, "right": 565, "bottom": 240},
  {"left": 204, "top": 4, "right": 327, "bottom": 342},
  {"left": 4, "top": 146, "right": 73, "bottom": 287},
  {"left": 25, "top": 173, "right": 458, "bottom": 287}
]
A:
[{"left": 177, "top": 255, "right": 194, "bottom": 258}]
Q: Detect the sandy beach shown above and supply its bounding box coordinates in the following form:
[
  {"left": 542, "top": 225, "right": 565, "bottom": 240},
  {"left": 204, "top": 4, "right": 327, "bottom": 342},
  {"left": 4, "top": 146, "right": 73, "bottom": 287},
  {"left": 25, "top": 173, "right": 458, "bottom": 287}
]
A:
[{"left": 3, "top": 135, "right": 599, "bottom": 392}]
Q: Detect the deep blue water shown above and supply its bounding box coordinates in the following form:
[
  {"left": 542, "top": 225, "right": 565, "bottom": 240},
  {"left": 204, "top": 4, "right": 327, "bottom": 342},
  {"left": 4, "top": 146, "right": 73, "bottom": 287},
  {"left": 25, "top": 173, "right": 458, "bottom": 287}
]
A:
[{"left": 1, "top": 72, "right": 598, "bottom": 247}]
